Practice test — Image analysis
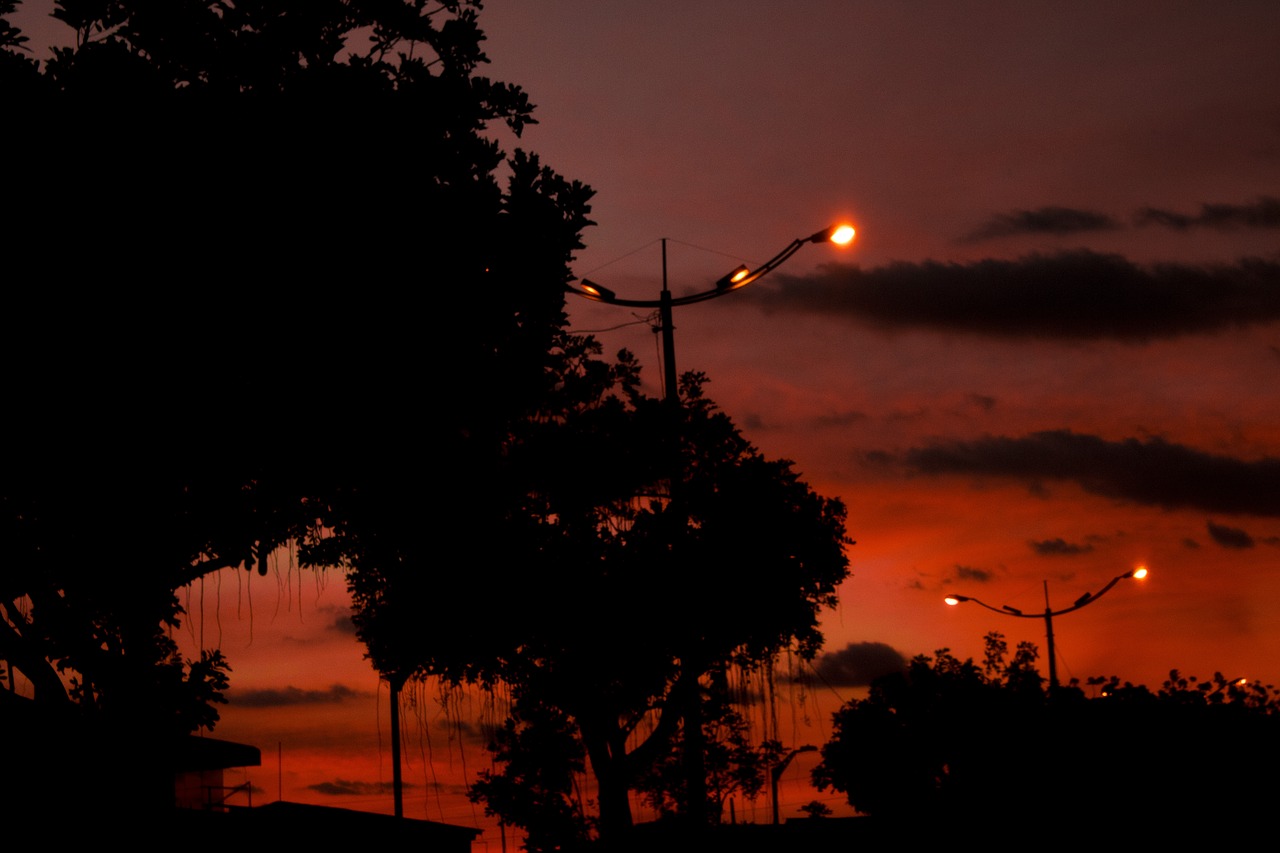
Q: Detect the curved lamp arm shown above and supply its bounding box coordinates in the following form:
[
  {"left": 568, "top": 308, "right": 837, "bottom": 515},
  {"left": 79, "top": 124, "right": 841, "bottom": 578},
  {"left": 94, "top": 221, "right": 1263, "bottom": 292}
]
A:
[
  {"left": 566, "top": 224, "right": 854, "bottom": 307},
  {"left": 944, "top": 567, "right": 1147, "bottom": 618}
]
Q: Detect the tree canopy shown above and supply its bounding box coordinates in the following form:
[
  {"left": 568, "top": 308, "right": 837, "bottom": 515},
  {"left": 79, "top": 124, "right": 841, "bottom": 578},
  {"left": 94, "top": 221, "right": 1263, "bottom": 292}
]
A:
[
  {"left": 2, "top": 0, "right": 594, "bottom": 820},
  {"left": 336, "top": 353, "right": 852, "bottom": 842}
]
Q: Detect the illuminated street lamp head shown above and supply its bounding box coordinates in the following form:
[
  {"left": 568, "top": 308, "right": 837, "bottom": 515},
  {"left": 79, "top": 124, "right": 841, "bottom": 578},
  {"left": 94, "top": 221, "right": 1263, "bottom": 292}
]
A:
[
  {"left": 567, "top": 223, "right": 858, "bottom": 310},
  {"left": 715, "top": 264, "right": 753, "bottom": 291},
  {"left": 808, "top": 223, "right": 856, "bottom": 245},
  {"left": 944, "top": 595, "right": 967, "bottom": 606},
  {"left": 577, "top": 279, "right": 616, "bottom": 302},
  {"left": 1130, "top": 566, "right": 1149, "bottom": 580}
]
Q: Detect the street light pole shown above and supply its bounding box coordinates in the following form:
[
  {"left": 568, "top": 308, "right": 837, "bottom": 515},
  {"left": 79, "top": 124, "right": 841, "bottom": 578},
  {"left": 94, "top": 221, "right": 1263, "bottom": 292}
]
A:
[
  {"left": 566, "top": 223, "right": 855, "bottom": 826},
  {"left": 945, "top": 566, "right": 1148, "bottom": 691},
  {"left": 1042, "top": 580, "right": 1058, "bottom": 691},
  {"left": 659, "top": 239, "right": 678, "bottom": 404},
  {"left": 570, "top": 224, "right": 855, "bottom": 404}
]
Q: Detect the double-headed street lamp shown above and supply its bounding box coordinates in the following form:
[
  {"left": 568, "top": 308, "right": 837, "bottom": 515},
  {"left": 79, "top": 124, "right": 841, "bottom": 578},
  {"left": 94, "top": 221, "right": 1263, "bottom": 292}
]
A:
[
  {"left": 945, "top": 567, "right": 1149, "bottom": 691},
  {"left": 565, "top": 224, "right": 855, "bottom": 403}
]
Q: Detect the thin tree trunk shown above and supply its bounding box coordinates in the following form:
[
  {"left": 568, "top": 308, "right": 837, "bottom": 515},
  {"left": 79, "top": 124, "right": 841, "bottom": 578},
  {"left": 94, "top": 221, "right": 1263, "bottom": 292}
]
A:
[{"left": 579, "top": 719, "right": 633, "bottom": 841}]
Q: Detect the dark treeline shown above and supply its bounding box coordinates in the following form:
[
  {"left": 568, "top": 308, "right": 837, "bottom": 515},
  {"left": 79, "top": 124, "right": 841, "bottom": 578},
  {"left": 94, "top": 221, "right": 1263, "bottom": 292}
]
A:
[{"left": 813, "top": 633, "right": 1280, "bottom": 836}]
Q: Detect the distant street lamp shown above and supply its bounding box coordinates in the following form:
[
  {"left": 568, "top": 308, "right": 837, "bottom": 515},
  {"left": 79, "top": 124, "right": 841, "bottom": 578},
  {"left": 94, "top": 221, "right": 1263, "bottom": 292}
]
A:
[
  {"left": 945, "top": 566, "right": 1148, "bottom": 691},
  {"left": 566, "top": 224, "right": 855, "bottom": 403}
]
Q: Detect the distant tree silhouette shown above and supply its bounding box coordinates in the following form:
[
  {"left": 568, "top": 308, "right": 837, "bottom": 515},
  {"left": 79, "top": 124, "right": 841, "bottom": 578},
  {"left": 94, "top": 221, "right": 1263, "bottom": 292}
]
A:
[
  {"left": 813, "top": 634, "right": 1280, "bottom": 833},
  {"left": 797, "top": 800, "right": 831, "bottom": 819}
]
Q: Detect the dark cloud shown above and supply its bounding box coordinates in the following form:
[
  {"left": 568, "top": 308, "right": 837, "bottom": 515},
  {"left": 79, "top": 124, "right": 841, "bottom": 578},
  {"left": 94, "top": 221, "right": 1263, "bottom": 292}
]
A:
[
  {"left": 967, "top": 393, "right": 997, "bottom": 412},
  {"left": 863, "top": 450, "right": 893, "bottom": 468},
  {"left": 1183, "top": 538, "right": 1201, "bottom": 549},
  {"left": 955, "top": 564, "right": 993, "bottom": 582},
  {"left": 751, "top": 252, "right": 1280, "bottom": 341},
  {"left": 307, "top": 779, "right": 418, "bottom": 796},
  {"left": 1135, "top": 197, "right": 1280, "bottom": 230},
  {"left": 887, "top": 407, "right": 930, "bottom": 423},
  {"left": 903, "top": 430, "right": 1280, "bottom": 516},
  {"left": 811, "top": 642, "right": 908, "bottom": 687},
  {"left": 328, "top": 613, "right": 358, "bottom": 635},
  {"left": 1030, "top": 537, "right": 1094, "bottom": 556},
  {"left": 813, "top": 409, "right": 868, "bottom": 427},
  {"left": 1206, "top": 520, "right": 1255, "bottom": 549},
  {"left": 966, "top": 206, "right": 1119, "bottom": 241},
  {"left": 231, "top": 684, "right": 361, "bottom": 708},
  {"left": 448, "top": 719, "right": 485, "bottom": 741}
]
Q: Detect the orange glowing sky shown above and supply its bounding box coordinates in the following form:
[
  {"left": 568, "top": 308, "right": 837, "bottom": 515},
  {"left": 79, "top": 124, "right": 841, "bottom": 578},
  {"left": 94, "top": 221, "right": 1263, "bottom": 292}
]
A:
[
  {"left": 12, "top": 0, "right": 1280, "bottom": 844},
  {"left": 476, "top": 0, "right": 1280, "bottom": 691}
]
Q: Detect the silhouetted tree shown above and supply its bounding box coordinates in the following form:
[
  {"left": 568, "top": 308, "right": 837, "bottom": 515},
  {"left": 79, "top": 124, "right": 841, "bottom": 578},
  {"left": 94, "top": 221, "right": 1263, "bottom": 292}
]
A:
[
  {"left": 813, "top": 634, "right": 1280, "bottom": 834},
  {"left": 389, "top": 357, "right": 852, "bottom": 845},
  {"left": 2, "top": 0, "right": 594, "bottom": 822},
  {"left": 797, "top": 800, "right": 831, "bottom": 819}
]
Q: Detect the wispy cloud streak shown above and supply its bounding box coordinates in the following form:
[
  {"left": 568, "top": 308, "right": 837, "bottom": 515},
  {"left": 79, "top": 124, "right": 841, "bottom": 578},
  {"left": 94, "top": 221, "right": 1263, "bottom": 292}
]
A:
[
  {"left": 966, "top": 206, "right": 1119, "bottom": 241},
  {"left": 1136, "top": 197, "right": 1280, "bottom": 230},
  {"left": 900, "top": 430, "right": 1280, "bottom": 516},
  {"left": 1029, "top": 537, "right": 1094, "bottom": 556},
  {"left": 231, "top": 684, "right": 362, "bottom": 707},
  {"left": 307, "top": 779, "right": 419, "bottom": 796},
  {"left": 1206, "top": 520, "right": 1255, "bottom": 548},
  {"left": 753, "top": 252, "right": 1280, "bottom": 340}
]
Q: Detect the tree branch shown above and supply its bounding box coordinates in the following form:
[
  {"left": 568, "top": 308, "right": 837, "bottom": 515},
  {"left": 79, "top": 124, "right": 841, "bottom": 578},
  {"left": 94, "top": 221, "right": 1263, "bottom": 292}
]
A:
[{"left": 0, "top": 603, "right": 69, "bottom": 704}]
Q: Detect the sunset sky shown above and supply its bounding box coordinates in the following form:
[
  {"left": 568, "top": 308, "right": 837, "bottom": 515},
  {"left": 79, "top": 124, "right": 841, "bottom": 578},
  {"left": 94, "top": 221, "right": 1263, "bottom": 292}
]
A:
[
  {"left": 478, "top": 0, "right": 1280, "bottom": 694},
  {"left": 12, "top": 1, "right": 1280, "bottom": 845}
]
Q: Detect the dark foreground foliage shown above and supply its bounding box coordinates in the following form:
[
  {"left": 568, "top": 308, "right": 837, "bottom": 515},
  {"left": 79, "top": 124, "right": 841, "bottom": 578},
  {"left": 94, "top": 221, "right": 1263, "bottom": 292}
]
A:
[{"left": 1, "top": 0, "right": 592, "bottom": 822}]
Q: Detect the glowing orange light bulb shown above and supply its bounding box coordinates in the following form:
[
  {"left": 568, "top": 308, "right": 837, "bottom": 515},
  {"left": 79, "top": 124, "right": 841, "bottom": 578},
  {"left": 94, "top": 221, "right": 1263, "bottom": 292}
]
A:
[{"left": 830, "top": 224, "right": 855, "bottom": 245}]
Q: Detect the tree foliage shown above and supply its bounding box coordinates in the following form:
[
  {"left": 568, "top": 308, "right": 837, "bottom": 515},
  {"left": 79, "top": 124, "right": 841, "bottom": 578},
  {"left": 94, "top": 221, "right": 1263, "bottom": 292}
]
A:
[
  {"left": 0, "top": 0, "right": 40, "bottom": 88},
  {"left": 2, "top": 0, "right": 594, "bottom": 821},
  {"left": 813, "top": 634, "right": 1280, "bottom": 832},
  {"left": 469, "top": 697, "right": 592, "bottom": 853},
  {"left": 1, "top": 464, "right": 256, "bottom": 818},
  {"left": 633, "top": 683, "right": 779, "bottom": 823},
  {"left": 413, "top": 357, "right": 853, "bottom": 842}
]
